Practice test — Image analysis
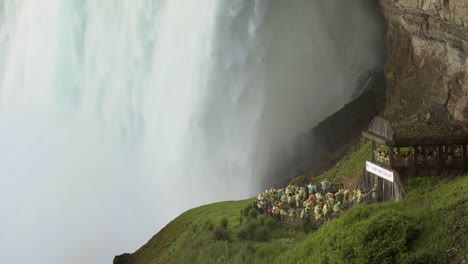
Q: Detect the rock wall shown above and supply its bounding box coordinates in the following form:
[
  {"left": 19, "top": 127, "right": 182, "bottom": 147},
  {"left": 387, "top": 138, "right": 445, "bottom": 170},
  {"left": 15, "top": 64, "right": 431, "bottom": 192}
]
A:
[{"left": 380, "top": 0, "right": 468, "bottom": 122}]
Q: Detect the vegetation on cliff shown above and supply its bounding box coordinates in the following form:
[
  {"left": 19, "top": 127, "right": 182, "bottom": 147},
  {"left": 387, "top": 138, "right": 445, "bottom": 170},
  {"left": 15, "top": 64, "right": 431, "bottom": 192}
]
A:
[{"left": 115, "top": 141, "right": 467, "bottom": 264}]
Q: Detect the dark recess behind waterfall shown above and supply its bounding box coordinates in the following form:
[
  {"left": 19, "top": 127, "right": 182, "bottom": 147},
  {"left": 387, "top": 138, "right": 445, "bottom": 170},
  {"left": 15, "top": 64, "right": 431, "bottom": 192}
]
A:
[
  {"left": 264, "top": 1, "right": 387, "bottom": 186},
  {"left": 269, "top": 71, "right": 386, "bottom": 186}
]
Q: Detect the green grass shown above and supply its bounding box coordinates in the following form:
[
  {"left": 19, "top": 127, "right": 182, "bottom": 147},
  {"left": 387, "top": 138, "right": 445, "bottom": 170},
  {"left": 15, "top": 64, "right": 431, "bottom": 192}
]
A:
[
  {"left": 130, "top": 200, "right": 252, "bottom": 264},
  {"left": 121, "top": 177, "right": 467, "bottom": 264},
  {"left": 290, "top": 139, "right": 372, "bottom": 186},
  {"left": 276, "top": 176, "right": 468, "bottom": 263},
  {"left": 311, "top": 140, "right": 371, "bottom": 182},
  {"left": 125, "top": 199, "right": 310, "bottom": 264},
  {"left": 117, "top": 139, "right": 467, "bottom": 264}
]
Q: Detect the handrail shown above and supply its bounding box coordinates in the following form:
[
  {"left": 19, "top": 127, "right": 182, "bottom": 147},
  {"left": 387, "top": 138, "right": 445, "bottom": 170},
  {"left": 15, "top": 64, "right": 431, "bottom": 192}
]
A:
[
  {"left": 391, "top": 169, "right": 407, "bottom": 198},
  {"left": 350, "top": 190, "right": 373, "bottom": 205},
  {"left": 357, "top": 161, "right": 407, "bottom": 202}
]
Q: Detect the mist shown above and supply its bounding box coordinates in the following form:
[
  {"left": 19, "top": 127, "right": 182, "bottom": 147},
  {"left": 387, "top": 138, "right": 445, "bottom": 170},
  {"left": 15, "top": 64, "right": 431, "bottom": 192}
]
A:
[{"left": 0, "top": 0, "right": 385, "bottom": 263}]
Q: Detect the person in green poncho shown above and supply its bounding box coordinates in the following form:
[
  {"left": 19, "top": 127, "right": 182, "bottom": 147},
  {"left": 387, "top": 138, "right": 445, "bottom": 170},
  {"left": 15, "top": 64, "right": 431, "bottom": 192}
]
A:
[
  {"left": 321, "top": 178, "right": 330, "bottom": 194},
  {"left": 308, "top": 181, "right": 317, "bottom": 195},
  {"left": 343, "top": 188, "right": 350, "bottom": 207},
  {"left": 333, "top": 201, "right": 342, "bottom": 215},
  {"left": 314, "top": 205, "right": 322, "bottom": 221},
  {"left": 335, "top": 188, "right": 344, "bottom": 205},
  {"left": 288, "top": 209, "right": 296, "bottom": 223}
]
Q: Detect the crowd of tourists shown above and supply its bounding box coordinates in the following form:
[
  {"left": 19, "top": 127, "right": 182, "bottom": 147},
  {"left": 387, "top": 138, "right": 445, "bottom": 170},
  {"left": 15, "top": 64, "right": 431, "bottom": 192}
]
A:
[
  {"left": 374, "top": 148, "right": 412, "bottom": 167},
  {"left": 253, "top": 179, "right": 380, "bottom": 224},
  {"left": 374, "top": 145, "right": 462, "bottom": 168}
]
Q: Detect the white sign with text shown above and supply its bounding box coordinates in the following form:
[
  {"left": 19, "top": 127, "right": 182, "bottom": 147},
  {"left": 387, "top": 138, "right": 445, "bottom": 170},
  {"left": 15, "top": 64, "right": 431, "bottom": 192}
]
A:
[{"left": 366, "top": 161, "right": 394, "bottom": 182}]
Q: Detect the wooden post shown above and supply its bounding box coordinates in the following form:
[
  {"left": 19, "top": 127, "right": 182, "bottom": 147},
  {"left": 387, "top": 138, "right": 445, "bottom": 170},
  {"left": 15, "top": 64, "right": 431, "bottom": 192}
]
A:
[
  {"left": 462, "top": 145, "right": 467, "bottom": 174},
  {"left": 382, "top": 178, "right": 386, "bottom": 202},
  {"left": 413, "top": 146, "right": 418, "bottom": 176},
  {"left": 437, "top": 145, "right": 443, "bottom": 174},
  {"left": 372, "top": 141, "right": 375, "bottom": 162},
  {"left": 389, "top": 147, "right": 394, "bottom": 169}
]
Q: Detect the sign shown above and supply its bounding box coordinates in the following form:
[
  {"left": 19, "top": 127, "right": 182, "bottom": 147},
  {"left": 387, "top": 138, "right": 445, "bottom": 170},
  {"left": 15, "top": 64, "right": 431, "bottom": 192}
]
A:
[{"left": 366, "top": 161, "right": 394, "bottom": 182}]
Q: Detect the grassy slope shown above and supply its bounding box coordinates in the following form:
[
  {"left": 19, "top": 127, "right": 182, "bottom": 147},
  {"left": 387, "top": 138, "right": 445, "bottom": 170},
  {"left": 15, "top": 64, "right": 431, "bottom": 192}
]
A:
[
  {"left": 130, "top": 200, "right": 251, "bottom": 263},
  {"left": 313, "top": 140, "right": 371, "bottom": 180},
  {"left": 128, "top": 198, "right": 310, "bottom": 264},
  {"left": 276, "top": 176, "right": 468, "bottom": 263},
  {"left": 290, "top": 139, "right": 371, "bottom": 186},
  {"left": 123, "top": 142, "right": 467, "bottom": 263}
]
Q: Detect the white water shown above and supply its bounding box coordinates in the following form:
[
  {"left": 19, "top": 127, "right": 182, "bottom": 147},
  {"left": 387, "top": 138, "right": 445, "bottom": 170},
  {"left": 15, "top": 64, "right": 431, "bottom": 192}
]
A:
[{"left": 0, "top": 1, "right": 385, "bottom": 263}]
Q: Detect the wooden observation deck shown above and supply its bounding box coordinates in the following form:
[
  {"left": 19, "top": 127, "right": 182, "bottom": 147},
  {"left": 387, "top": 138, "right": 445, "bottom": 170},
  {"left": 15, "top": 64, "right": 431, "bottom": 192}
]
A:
[{"left": 362, "top": 117, "right": 468, "bottom": 176}]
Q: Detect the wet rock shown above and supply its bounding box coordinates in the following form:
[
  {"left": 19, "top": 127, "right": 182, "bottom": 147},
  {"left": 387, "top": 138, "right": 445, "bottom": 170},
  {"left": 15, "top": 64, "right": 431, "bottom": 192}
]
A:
[
  {"left": 380, "top": 0, "right": 468, "bottom": 123},
  {"left": 426, "top": 112, "right": 431, "bottom": 121}
]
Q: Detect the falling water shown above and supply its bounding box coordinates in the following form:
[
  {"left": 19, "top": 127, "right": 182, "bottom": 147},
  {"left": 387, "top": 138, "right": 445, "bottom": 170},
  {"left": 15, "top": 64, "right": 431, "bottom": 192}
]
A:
[{"left": 0, "top": 0, "right": 385, "bottom": 263}]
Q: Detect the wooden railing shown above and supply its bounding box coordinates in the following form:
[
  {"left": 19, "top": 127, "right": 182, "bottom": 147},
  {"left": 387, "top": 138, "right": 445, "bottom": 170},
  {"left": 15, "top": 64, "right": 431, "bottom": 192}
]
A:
[{"left": 356, "top": 161, "right": 407, "bottom": 202}]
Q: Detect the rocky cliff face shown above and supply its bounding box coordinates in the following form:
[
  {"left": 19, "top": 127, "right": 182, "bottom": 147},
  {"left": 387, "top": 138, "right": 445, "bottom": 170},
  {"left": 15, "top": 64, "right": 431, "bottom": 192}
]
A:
[{"left": 380, "top": 0, "right": 468, "bottom": 122}]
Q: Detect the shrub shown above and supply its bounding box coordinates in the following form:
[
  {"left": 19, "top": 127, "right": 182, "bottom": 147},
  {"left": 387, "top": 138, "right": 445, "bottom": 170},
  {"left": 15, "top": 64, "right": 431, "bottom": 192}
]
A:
[
  {"left": 317, "top": 209, "right": 422, "bottom": 263},
  {"left": 220, "top": 218, "right": 228, "bottom": 229},
  {"left": 359, "top": 210, "right": 421, "bottom": 262},
  {"left": 402, "top": 250, "right": 442, "bottom": 264},
  {"left": 254, "top": 226, "right": 270, "bottom": 241},
  {"left": 258, "top": 214, "right": 268, "bottom": 225},
  {"left": 265, "top": 217, "right": 277, "bottom": 230},
  {"left": 202, "top": 219, "right": 214, "bottom": 231},
  {"left": 212, "top": 226, "right": 229, "bottom": 241},
  {"left": 236, "top": 225, "right": 249, "bottom": 241},
  {"left": 300, "top": 220, "right": 313, "bottom": 232},
  {"left": 245, "top": 220, "right": 258, "bottom": 237},
  {"left": 249, "top": 209, "right": 258, "bottom": 220},
  {"left": 235, "top": 220, "right": 259, "bottom": 241},
  {"left": 243, "top": 204, "right": 252, "bottom": 217}
]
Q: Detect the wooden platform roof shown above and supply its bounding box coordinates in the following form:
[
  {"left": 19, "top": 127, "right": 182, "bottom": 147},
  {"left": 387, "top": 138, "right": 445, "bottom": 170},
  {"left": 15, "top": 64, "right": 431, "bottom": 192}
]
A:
[{"left": 362, "top": 117, "right": 468, "bottom": 147}]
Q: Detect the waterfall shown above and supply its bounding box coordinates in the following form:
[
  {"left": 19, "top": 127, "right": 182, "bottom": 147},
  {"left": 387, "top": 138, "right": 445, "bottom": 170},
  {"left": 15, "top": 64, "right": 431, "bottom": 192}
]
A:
[{"left": 0, "top": 0, "right": 385, "bottom": 263}]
